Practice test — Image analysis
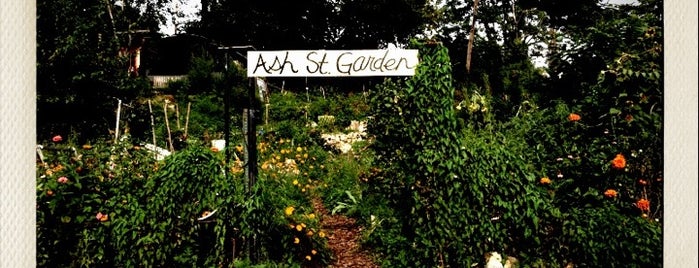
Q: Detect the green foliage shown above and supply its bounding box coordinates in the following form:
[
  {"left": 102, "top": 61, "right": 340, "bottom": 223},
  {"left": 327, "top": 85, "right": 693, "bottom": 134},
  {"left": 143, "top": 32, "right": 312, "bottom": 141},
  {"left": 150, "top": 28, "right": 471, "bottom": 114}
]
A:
[
  {"left": 131, "top": 146, "right": 233, "bottom": 267},
  {"left": 36, "top": 139, "right": 157, "bottom": 267},
  {"left": 364, "top": 40, "right": 661, "bottom": 267}
]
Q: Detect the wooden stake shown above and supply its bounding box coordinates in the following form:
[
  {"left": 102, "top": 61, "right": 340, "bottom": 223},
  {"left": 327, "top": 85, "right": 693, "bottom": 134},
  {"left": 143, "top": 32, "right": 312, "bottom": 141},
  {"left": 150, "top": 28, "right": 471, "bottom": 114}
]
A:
[
  {"left": 148, "top": 100, "right": 157, "bottom": 146},
  {"left": 184, "top": 102, "right": 191, "bottom": 138},
  {"left": 115, "top": 99, "right": 122, "bottom": 143},
  {"left": 175, "top": 103, "right": 181, "bottom": 130},
  {"left": 164, "top": 102, "right": 174, "bottom": 152}
]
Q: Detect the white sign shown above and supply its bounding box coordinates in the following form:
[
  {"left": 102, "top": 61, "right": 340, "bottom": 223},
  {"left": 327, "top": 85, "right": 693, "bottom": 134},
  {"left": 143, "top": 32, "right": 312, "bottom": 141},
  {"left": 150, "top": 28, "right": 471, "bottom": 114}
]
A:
[{"left": 247, "top": 49, "right": 419, "bottom": 77}]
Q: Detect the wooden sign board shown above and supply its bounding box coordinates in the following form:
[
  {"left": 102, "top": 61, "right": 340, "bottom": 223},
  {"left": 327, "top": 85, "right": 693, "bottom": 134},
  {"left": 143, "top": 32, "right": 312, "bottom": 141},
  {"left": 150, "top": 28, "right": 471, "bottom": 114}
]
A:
[{"left": 247, "top": 49, "right": 419, "bottom": 77}]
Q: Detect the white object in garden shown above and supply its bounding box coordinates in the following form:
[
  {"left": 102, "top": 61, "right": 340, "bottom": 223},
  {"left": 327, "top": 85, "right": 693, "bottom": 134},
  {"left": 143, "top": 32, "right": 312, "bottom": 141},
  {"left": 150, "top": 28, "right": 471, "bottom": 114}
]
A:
[
  {"left": 485, "top": 252, "right": 504, "bottom": 268},
  {"left": 320, "top": 120, "right": 368, "bottom": 154},
  {"left": 143, "top": 143, "right": 171, "bottom": 161},
  {"left": 211, "top": 139, "right": 225, "bottom": 152}
]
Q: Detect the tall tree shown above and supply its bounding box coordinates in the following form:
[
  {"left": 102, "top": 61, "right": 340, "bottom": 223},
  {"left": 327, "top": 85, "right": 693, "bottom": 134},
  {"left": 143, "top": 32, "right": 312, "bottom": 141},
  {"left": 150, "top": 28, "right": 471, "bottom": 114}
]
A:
[
  {"left": 37, "top": 0, "right": 168, "bottom": 140},
  {"left": 334, "top": 0, "right": 430, "bottom": 48}
]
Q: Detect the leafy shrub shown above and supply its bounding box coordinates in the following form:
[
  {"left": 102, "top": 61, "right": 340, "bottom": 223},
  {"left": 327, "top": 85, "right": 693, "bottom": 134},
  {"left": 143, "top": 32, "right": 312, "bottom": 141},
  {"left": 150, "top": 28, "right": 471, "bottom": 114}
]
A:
[
  {"left": 364, "top": 40, "right": 661, "bottom": 267},
  {"left": 36, "top": 139, "right": 157, "bottom": 267}
]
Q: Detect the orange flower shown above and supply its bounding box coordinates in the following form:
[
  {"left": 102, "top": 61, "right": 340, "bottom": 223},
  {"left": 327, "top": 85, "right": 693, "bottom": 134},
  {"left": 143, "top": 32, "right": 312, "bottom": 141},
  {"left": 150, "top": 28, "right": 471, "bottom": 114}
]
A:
[
  {"left": 568, "top": 113, "right": 581, "bottom": 122},
  {"left": 82, "top": 144, "right": 93, "bottom": 150},
  {"left": 96, "top": 212, "right": 109, "bottom": 222},
  {"left": 293, "top": 237, "right": 300, "bottom": 244},
  {"left": 611, "top": 154, "right": 626, "bottom": 170},
  {"left": 211, "top": 147, "right": 219, "bottom": 152},
  {"left": 604, "top": 189, "right": 618, "bottom": 198},
  {"left": 540, "top": 177, "right": 551, "bottom": 185},
  {"left": 636, "top": 198, "right": 650, "bottom": 211}
]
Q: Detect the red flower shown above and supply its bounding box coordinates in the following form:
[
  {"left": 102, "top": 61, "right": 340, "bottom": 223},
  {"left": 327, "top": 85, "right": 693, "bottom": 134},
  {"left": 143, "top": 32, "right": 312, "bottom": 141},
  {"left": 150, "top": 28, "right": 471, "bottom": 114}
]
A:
[
  {"left": 52, "top": 135, "right": 63, "bottom": 142},
  {"left": 636, "top": 199, "right": 650, "bottom": 211},
  {"left": 568, "top": 113, "right": 581, "bottom": 122},
  {"left": 611, "top": 154, "right": 626, "bottom": 170}
]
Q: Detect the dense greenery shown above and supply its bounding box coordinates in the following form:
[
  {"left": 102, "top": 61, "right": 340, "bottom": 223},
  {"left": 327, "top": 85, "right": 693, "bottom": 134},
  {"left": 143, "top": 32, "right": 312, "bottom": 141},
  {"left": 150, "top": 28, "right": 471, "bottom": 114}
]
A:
[{"left": 37, "top": 0, "right": 663, "bottom": 267}]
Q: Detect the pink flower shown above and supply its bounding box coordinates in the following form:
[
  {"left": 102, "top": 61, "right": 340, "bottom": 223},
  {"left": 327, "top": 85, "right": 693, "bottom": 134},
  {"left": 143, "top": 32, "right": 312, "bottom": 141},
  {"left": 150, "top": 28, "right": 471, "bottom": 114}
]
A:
[
  {"left": 57, "top": 176, "right": 69, "bottom": 184},
  {"left": 52, "top": 135, "right": 63, "bottom": 142}
]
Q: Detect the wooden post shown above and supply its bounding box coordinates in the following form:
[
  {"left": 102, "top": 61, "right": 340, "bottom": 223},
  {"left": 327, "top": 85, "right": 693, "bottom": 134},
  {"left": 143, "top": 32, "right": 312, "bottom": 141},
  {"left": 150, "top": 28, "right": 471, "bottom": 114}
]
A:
[
  {"left": 175, "top": 103, "right": 181, "bottom": 130},
  {"left": 184, "top": 102, "right": 191, "bottom": 138},
  {"left": 148, "top": 100, "right": 157, "bottom": 146},
  {"left": 115, "top": 99, "right": 122, "bottom": 143},
  {"left": 164, "top": 102, "right": 174, "bottom": 152}
]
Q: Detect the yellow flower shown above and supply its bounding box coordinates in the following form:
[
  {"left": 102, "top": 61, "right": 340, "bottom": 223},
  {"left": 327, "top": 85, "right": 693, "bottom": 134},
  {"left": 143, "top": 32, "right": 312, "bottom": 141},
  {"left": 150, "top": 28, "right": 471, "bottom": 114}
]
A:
[
  {"left": 292, "top": 179, "right": 299, "bottom": 185},
  {"left": 540, "top": 176, "right": 551, "bottom": 185},
  {"left": 307, "top": 213, "right": 315, "bottom": 219},
  {"left": 296, "top": 224, "right": 303, "bottom": 231},
  {"left": 294, "top": 237, "right": 300, "bottom": 244},
  {"left": 285, "top": 206, "right": 295, "bottom": 216},
  {"left": 296, "top": 146, "right": 303, "bottom": 153},
  {"left": 306, "top": 230, "right": 314, "bottom": 236},
  {"left": 305, "top": 255, "right": 312, "bottom": 261},
  {"left": 311, "top": 249, "right": 317, "bottom": 255},
  {"left": 318, "top": 231, "right": 326, "bottom": 238}
]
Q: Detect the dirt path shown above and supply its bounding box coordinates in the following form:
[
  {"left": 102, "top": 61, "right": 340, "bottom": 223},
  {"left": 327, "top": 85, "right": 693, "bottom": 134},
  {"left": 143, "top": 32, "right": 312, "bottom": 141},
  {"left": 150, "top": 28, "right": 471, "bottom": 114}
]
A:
[{"left": 312, "top": 198, "right": 380, "bottom": 268}]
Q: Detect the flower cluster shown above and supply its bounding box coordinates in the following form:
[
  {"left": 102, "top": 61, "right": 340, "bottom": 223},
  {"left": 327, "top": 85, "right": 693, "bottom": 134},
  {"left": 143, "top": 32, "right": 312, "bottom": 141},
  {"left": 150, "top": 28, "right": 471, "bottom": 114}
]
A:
[{"left": 283, "top": 205, "right": 326, "bottom": 263}]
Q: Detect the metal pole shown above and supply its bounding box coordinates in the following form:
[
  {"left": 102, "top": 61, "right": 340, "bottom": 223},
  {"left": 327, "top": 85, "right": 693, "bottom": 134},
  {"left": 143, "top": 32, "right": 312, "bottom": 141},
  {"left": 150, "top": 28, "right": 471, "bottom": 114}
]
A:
[{"left": 246, "top": 77, "right": 258, "bottom": 263}]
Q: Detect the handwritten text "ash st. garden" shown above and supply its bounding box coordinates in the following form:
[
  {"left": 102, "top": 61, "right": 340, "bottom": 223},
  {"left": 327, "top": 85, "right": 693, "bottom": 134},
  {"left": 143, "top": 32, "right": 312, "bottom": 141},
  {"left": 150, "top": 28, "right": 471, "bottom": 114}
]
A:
[{"left": 247, "top": 50, "right": 419, "bottom": 77}]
